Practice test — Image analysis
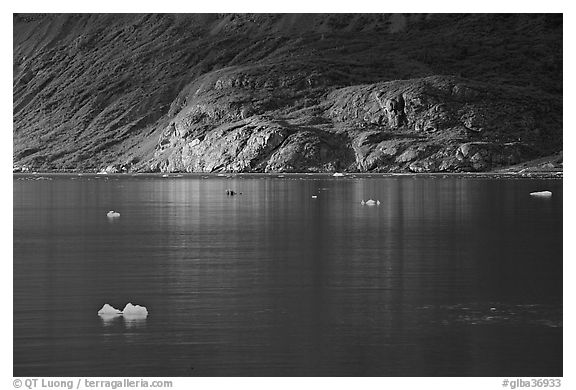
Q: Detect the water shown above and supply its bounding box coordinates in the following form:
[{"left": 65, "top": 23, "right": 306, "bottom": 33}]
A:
[{"left": 13, "top": 174, "right": 563, "bottom": 376}]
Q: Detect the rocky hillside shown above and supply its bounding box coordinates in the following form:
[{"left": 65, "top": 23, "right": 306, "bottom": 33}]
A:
[{"left": 13, "top": 13, "right": 563, "bottom": 173}]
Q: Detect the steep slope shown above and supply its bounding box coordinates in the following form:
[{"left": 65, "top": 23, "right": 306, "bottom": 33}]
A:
[
  {"left": 152, "top": 75, "right": 561, "bottom": 173},
  {"left": 13, "top": 13, "right": 563, "bottom": 173}
]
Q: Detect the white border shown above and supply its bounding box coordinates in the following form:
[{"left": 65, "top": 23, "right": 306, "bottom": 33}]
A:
[{"left": 3, "top": 4, "right": 572, "bottom": 388}]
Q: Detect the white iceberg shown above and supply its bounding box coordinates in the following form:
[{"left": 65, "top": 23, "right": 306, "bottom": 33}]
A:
[
  {"left": 98, "top": 302, "right": 148, "bottom": 318},
  {"left": 530, "top": 191, "right": 552, "bottom": 197},
  {"left": 98, "top": 303, "right": 122, "bottom": 315},
  {"left": 332, "top": 172, "right": 345, "bottom": 177},
  {"left": 107, "top": 210, "right": 121, "bottom": 218},
  {"left": 361, "top": 199, "right": 381, "bottom": 206},
  {"left": 122, "top": 303, "right": 149, "bottom": 316}
]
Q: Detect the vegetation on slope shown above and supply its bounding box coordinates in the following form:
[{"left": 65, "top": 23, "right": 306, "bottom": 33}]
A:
[{"left": 13, "top": 13, "right": 562, "bottom": 172}]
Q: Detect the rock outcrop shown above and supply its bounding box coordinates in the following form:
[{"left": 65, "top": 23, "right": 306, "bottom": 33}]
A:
[{"left": 149, "top": 75, "right": 560, "bottom": 173}]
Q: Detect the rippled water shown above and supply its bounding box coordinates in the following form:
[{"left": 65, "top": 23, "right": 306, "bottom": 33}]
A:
[{"left": 13, "top": 174, "right": 562, "bottom": 376}]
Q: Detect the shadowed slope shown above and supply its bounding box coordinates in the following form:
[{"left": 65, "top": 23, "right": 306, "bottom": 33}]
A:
[{"left": 13, "top": 14, "right": 562, "bottom": 172}]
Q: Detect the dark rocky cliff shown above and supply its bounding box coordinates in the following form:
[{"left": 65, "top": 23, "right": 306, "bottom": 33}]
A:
[{"left": 13, "top": 13, "right": 562, "bottom": 173}]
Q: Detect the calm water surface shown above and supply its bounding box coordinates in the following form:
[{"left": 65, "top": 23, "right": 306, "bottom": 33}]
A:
[{"left": 13, "top": 174, "right": 563, "bottom": 376}]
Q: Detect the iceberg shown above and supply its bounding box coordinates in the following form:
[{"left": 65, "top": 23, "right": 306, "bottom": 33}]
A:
[
  {"left": 530, "top": 191, "right": 552, "bottom": 197},
  {"left": 332, "top": 172, "right": 345, "bottom": 177},
  {"left": 107, "top": 210, "right": 121, "bottom": 218},
  {"left": 361, "top": 199, "right": 381, "bottom": 206},
  {"left": 122, "top": 303, "right": 149, "bottom": 316},
  {"left": 98, "top": 303, "right": 122, "bottom": 315},
  {"left": 98, "top": 302, "right": 148, "bottom": 317}
]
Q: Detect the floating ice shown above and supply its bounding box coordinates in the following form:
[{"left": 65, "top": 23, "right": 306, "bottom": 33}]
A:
[
  {"left": 361, "top": 199, "right": 380, "bottom": 206},
  {"left": 98, "top": 303, "right": 148, "bottom": 317},
  {"left": 122, "top": 303, "right": 149, "bottom": 316},
  {"left": 311, "top": 195, "right": 318, "bottom": 199},
  {"left": 332, "top": 172, "right": 345, "bottom": 177},
  {"left": 98, "top": 303, "right": 122, "bottom": 315},
  {"left": 530, "top": 191, "right": 552, "bottom": 197},
  {"left": 107, "top": 210, "right": 121, "bottom": 218}
]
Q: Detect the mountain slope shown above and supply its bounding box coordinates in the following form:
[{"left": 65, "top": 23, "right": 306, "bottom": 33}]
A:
[{"left": 13, "top": 13, "right": 563, "bottom": 173}]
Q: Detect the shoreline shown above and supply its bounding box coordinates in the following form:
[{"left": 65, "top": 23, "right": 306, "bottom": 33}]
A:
[{"left": 13, "top": 171, "right": 563, "bottom": 179}]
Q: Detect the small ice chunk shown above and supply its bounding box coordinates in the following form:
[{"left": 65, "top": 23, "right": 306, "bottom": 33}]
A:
[
  {"left": 312, "top": 195, "right": 318, "bottom": 199},
  {"left": 332, "top": 172, "right": 345, "bottom": 177},
  {"left": 98, "top": 303, "right": 122, "bottom": 315},
  {"left": 122, "top": 303, "right": 148, "bottom": 316},
  {"left": 363, "top": 199, "right": 380, "bottom": 206},
  {"left": 107, "top": 210, "right": 121, "bottom": 218},
  {"left": 530, "top": 191, "right": 552, "bottom": 197}
]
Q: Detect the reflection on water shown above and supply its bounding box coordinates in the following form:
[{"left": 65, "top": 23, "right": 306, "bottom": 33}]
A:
[
  {"left": 122, "top": 314, "right": 148, "bottom": 329},
  {"left": 14, "top": 174, "right": 562, "bottom": 376},
  {"left": 99, "top": 314, "right": 122, "bottom": 327},
  {"left": 99, "top": 314, "right": 147, "bottom": 329}
]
